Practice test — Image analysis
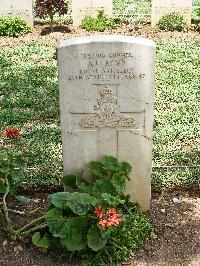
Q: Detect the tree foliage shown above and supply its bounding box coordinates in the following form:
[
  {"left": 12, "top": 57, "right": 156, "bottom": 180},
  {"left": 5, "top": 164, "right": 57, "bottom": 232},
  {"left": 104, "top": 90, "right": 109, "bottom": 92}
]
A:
[{"left": 35, "top": 0, "right": 68, "bottom": 31}]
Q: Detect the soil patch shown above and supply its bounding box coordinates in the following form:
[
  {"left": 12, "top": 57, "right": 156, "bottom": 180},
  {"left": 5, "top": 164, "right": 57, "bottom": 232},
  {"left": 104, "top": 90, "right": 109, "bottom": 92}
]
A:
[{"left": 0, "top": 188, "right": 199, "bottom": 266}]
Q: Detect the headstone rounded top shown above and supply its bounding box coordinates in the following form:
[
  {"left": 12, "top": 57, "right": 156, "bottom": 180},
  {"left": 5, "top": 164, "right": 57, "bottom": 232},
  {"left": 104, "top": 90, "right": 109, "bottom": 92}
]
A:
[{"left": 58, "top": 35, "right": 156, "bottom": 49}]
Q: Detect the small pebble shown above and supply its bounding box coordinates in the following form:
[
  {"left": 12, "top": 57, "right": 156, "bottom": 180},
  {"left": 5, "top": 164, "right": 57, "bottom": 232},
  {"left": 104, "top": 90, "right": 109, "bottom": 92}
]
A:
[
  {"left": 2, "top": 240, "right": 7, "bottom": 246},
  {"left": 14, "top": 245, "right": 23, "bottom": 253},
  {"left": 161, "top": 208, "right": 166, "bottom": 213},
  {"left": 32, "top": 199, "right": 40, "bottom": 203},
  {"left": 172, "top": 197, "right": 181, "bottom": 204},
  {"left": 165, "top": 223, "right": 174, "bottom": 228},
  {"left": 151, "top": 232, "right": 158, "bottom": 239}
]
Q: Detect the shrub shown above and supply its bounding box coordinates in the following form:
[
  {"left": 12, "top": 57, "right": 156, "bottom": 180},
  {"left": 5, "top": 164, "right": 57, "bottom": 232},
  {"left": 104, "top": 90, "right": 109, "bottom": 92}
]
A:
[
  {"left": 0, "top": 128, "right": 29, "bottom": 231},
  {"left": 193, "top": 5, "right": 200, "bottom": 32},
  {"left": 0, "top": 17, "right": 31, "bottom": 37},
  {"left": 32, "top": 156, "right": 152, "bottom": 265},
  {"left": 35, "top": 0, "right": 68, "bottom": 31},
  {"left": 157, "top": 12, "right": 187, "bottom": 31},
  {"left": 81, "top": 10, "right": 121, "bottom": 32}
]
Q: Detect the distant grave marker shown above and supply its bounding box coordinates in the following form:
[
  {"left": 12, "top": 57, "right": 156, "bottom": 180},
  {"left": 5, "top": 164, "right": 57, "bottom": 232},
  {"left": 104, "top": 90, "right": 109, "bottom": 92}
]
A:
[
  {"left": 58, "top": 35, "right": 156, "bottom": 210},
  {"left": 72, "top": 0, "right": 113, "bottom": 27},
  {"left": 0, "top": 0, "right": 33, "bottom": 27},
  {"left": 151, "top": 0, "right": 192, "bottom": 27}
]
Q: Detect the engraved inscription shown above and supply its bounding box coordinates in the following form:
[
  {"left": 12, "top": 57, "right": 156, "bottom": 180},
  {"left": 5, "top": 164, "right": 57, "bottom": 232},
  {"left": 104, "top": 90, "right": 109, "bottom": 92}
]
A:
[
  {"left": 67, "top": 52, "right": 145, "bottom": 81},
  {"left": 80, "top": 86, "right": 136, "bottom": 128}
]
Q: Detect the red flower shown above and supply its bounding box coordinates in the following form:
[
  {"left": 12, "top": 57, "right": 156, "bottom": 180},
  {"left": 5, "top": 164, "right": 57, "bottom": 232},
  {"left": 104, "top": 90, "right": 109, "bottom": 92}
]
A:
[
  {"left": 93, "top": 207, "right": 103, "bottom": 218},
  {"left": 93, "top": 207, "right": 121, "bottom": 230},
  {"left": 4, "top": 128, "right": 20, "bottom": 139}
]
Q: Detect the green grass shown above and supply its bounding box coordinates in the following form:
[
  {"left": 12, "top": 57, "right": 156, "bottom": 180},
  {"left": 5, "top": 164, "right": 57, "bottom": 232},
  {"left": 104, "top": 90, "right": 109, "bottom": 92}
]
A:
[
  {"left": 153, "top": 41, "right": 200, "bottom": 185},
  {"left": 0, "top": 43, "right": 62, "bottom": 188},
  {"left": 0, "top": 41, "right": 199, "bottom": 188}
]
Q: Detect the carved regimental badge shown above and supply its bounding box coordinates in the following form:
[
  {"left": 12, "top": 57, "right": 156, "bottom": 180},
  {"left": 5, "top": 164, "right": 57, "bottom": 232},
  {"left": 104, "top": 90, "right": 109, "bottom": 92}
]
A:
[{"left": 80, "top": 86, "right": 136, "bottom": 128}]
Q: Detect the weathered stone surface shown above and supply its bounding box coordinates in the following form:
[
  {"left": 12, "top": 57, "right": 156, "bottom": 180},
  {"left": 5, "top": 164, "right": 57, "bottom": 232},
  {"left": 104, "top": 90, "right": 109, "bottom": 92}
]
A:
[
  {"left": 151, "top": 0, "right": 192, "bottom": 27},
  {"left": 0, "top": 0, "right": 33, "bottom": 27},
  {"left": 72, "top": 0, "right": 113, "bottom": 27},
  {"left": 58, "top": 35, "right": 156, "bottom": 210}
]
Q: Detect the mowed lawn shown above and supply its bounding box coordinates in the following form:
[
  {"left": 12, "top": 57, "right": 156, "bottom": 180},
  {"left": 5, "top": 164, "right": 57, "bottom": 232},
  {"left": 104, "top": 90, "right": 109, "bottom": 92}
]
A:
[{"left": 0, "top": 41, "right": 199, "bottom": 189}]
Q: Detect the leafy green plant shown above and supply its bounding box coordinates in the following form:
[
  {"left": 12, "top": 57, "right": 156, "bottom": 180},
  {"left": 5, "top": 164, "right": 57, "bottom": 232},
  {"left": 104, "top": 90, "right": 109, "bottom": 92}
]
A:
[
  {"left": 0, "top": 17, "right": 31, "bottom": 37},
  {"left": 0, "top": 128, "right": 29, "bottom": 224},
  {"left": 81, "top": 11, "right": 121, "bottom": 32},
  {"left": 31, "top": 156, "right": 152, "bottom": 264},
  {"left": 193, "top": 4, "right": 200, "bottom": 32},
  {"left": 0, "top": 151, "right": 151, "bottom": 264},
  {"left": 196, "top": 6, "right": 200, "bottom": 18},
  {"left": 157, "top": 12, "right": 187, "bottom": 31}
]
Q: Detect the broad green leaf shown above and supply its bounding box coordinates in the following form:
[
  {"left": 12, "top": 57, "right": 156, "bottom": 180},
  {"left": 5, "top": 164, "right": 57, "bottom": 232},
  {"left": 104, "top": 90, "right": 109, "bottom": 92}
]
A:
[
  {"left": 75, "top": 172, "right": 93, "bottom": 193},
  {"left": 86, "top": 161, "right": 106, "bottom": 177},
  {"left": 60, "top": 217, "right": 87, "bottom": 251},
  {"left": 62, "top": 174, "right": 77, "bottom": 188},
  {"left": 10, "top": 169, "right": 24, "bottom": 182},
  {"left": 45, "top": 208, "right": 64, "bottom": 237},
  {"left": 15, "top": 195, "right": 30, "bottom": 204},
  {"left": 87, "top": 225, "right": 108, "bottom": 251},
  {"left": 0, "top": 162, "right": 9, "bottom": 172},
  {"left": 50, "top": 192, "right": 69, "bottom": 209},
  {"left": 101, "top": 228, "right": 111, "bottom": 239},
  {"left": 32, "top": 232, "right": 40, "bottom": 245},
  {"left": 102, "top": 155, "right": 120, "bottom": 171},
  {"left": 13, "top": 157, "right": 26, "bottom": 168},
  {"left": 0, "top": 178, "right": 7, "bottom": 193},
  {"left": 66, "top": 192, "right": 95, "bottom": 215},
  {"left": 78, "top": 183, "right": 93, "bottom": 194},
  {"left": 99, "top": 193, "right": 125, "bottom": 206},
  {"left": 93, "top": 179, "right": 117, "bottom": 196},
  {"left": 47, "top": 194, "right": 53, "bottom": 205},
  {"left": 0, "top": 153, "right": 9, "bottom": 160},
  {"left": 121, "top": 162, "right": 132, "bottom": 178},
  {"left": 32, "top": 232, "right": 51, "bottom": 249},
  {"left": 111, "top": 173, "right": 126, "bottom": 193},
  {"left": 75, "top": 171, "right": 84, "bottom": 186}
]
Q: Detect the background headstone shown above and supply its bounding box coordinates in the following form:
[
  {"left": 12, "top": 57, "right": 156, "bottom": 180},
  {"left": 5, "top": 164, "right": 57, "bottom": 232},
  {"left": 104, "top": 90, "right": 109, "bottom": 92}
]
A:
[
  {"left": 151, "top": 0, "right": 192, "bottom": 27},
  {"left": 58, "top": 36, "right": 156, "bottom": 210},
  {"left": 72, "top": 0, "right": 113, "bottom": 27},
  {"left": 0, "top": 0, "right": 33, "bottom": 27}
]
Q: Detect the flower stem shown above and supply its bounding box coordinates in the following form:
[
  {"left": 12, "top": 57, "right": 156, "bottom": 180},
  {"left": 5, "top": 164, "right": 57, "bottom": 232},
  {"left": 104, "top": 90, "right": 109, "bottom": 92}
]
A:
[
  {"left": 0, "top": 207, "right": 17, "bottom": 238},
  {"left": 7, "top": 209, "right": 25, "bottom": 215},
  {"left": 16, "top": 215, "right": 45, "bottom": 234},
  {"left": 3, "top": 175, "right": 10, "bottom": 223},
  {"left": 0, "top": 208, "right": 6, "bottom": 229},
  {"left": 20, "top": 223, "right": 48, "bottom": 237}
]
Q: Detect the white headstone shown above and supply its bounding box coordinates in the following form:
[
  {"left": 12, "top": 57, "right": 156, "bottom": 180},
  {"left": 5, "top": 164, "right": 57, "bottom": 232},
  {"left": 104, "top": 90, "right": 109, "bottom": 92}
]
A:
[
  {"left": 58, "top": 36, "right": 156, "bottom": 210},
  {"left": 72, "top": 0, "right": 113, "bottom": 27},
  {"left": 0, "top": 0, "right": 33, "bottom": 27},
  {"left": 151, "top": 0, "right": 192, "bottom": 27}
]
